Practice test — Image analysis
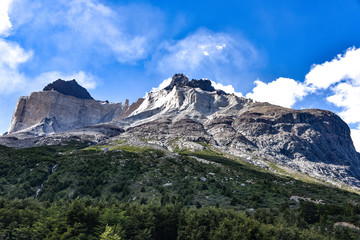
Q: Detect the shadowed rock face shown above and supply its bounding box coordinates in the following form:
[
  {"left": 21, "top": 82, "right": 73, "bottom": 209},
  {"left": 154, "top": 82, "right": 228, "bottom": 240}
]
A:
[
  {"left": 165, "top": 73, "right": 216, "bottom": 92},
  {"left": 230, "top": 106, "right": 360, "bottom": 182},
  {"left": 43, "top": 79, "right": 94, "bottom": 99}
]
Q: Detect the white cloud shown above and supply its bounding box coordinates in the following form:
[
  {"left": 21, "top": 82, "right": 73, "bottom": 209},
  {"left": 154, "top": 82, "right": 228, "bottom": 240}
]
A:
[
  {"left": 150, "top": 28, "right": 260, "bottom": 83},
  {"left": 210, "top": 80, "right": 243, "bottom": 97},
  {"left": 0, "top": 39, "right": 33, "bottom": 94},
  {"left": 0, "top": 0, "right": 12, "bottom": 36},
  {"left": 0, "top": 4, "right": 97, "bottom": 95},
  {"left": 70, "top": 71, "right": 97, "bottom": 90},
  {"left": 246, "top": 77, "right": 308, "bottom": 108},
  {"left": 33, "top": 71, "right": 97, "bottom": 92},
  {"left": 151, "top": 77, "right": 172, "bottom": 92},
  {"left": 64, "top": 0, "right": 153, "bottom": 63},
  {"left": 305, "top": 47, "right": 360, "bottom": 89},
  {"left": 326, "top": 82, "right": 360, "bottom": 124},
  {"left": 0, "top": 39, "right": 32, "bottom": 68},
  {"left": 351, "top": 128, "right": 360, "bottom": 152},
  {"left": 0, "top": 31, "right": 95, "bottom": 94},
  {"left": 9, "top": 0, "right": 165, "bottom": 65}
]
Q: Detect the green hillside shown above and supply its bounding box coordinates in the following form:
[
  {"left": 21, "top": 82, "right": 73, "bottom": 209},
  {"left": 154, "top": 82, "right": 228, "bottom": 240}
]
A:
[{"left": 0, "top": 141, "right": 360, "bottom": 239}]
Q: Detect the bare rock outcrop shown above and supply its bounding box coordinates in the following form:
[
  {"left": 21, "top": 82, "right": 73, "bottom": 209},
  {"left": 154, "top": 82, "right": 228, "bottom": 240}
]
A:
[
  {"left": 165, "top": 73, "right": 216, "bottom": 92},
  {"left": 43, "top": 79, "right": 94, "bottom": 99},
  {"left": 7, "top": 80, "right": 133, "bottom": 135}
]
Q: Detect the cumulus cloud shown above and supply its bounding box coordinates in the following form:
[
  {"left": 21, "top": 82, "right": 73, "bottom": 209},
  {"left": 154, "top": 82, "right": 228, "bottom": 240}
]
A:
[
  {"left": 351, "top": 128, "right": 360, "bottom": 152},
  {"left": 0, "top": 39, "right": 33, "bottom": 94},
  {"left": 210, "top": 81, "right": 243, "bottom": 97},
  {"left": 33, "top": 71, "right": 97, "bottom": 92},
  {"left": 326, "top": 82, "right": 360, "bottom": 124},
  {"left": 151, "top": 77, "right": 172, "bottom": 92},
  {"left": 0, "top": 0, "right": 12, "bottom": 36},
  {"left": 150, "top": 28, "right": 260, "bottom": 84},
  {"left": 246, "top": 77, "right": 308, "bottom": 108},
  {"left": 305, "top": 47, "right": 360, "bottom": 89}
]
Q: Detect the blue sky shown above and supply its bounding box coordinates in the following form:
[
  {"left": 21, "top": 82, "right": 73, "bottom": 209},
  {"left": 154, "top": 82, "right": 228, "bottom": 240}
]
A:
[{"left": 1, "top": 0, "right": 360, "bottom": 150}]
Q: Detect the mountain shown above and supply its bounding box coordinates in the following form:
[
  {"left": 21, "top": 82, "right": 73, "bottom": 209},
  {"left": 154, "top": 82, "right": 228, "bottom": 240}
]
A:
[{"left": 1, "top": 74, "right": 360, "bottom": 190}]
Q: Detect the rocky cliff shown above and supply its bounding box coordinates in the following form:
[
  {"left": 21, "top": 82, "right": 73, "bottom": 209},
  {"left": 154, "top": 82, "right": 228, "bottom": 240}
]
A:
[
  {"left": 7, "top": 79, "right": 139, "bottom": 135},
  {"left": 3, "top": 74, "right": 360, "bottom": 189}
]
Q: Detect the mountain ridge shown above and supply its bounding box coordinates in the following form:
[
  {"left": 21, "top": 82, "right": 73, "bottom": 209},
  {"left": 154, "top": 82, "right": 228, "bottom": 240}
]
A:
[{"left": 1, "top": 74, "right": 360, "bottom": 191}]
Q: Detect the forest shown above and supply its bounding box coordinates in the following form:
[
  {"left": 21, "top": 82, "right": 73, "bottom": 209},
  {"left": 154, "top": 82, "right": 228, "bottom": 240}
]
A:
[{"left": 0, "top": 141, "right": 359, "bottom": 239}]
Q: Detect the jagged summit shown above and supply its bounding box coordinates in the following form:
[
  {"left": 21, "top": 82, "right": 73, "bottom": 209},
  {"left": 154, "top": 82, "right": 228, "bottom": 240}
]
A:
[
  {"left": 43, "top": 79, "right": 93, "bottom": 100},
  {"left": 165, "top": 73, "right": 216, "bottom": 92}
]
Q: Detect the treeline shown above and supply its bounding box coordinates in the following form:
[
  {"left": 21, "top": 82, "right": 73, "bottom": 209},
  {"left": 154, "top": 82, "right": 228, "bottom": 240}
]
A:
[{"left": 0, "top": 198, "right": 359, "bottom": 240}]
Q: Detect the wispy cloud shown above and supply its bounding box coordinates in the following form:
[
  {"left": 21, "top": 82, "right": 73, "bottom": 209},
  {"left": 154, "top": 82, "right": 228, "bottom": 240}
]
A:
[
  {"left": 0, "top": 39, "right": 33, "bottom": 94},
  {"left": 33, "top": 71, "right": 97, "bottom": 92},
  {"left": 0, "top": 38, "right": 95, "bottom": 94},
  {"left": 0, "top": 0, "right": 98, "bottom": 94},
  {"left": 0, "top": 0, "right": 12, "bottom": 37},
  {"left": 0, "top": 0, "right": 167, "bottom": 95},
  {"left": 9, "top": 0, "right": 165, "bottom": 67},
  {"left": 149, "top": 28, "right": 261, "bottom": 84}
]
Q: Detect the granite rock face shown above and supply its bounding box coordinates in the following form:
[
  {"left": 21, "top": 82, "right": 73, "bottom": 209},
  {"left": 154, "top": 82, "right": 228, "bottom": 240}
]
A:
[
  {"left": 7, "top": 80, "right": 142, "bottom": 135},
  {"left": 3, "top": 74, "right": 360, "bottom": 189},
  {"left": 7, "top": 91, "right": 122, "bottom": 134}
]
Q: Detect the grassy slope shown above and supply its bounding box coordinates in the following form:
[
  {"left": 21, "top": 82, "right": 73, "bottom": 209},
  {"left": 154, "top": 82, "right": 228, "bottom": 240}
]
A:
[
  {"left": 0, "top": 141, "right": 359, "bottom": 209},
  {"left": 1, "top": 141, "right": 360, "bottom": 239}
]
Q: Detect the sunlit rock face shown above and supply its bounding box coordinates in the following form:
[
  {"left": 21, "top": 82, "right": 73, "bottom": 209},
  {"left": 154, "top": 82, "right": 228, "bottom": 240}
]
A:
[
  {"left": 7, "top": 80, "right": 136, "bottom": 135},
  {"left": 3, "top": 74, "right": 360, "bottom": 189}
]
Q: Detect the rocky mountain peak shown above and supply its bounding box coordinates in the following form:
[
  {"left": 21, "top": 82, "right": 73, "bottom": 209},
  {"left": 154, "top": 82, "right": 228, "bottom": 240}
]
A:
[
  {"left": 43, "top": 79, "right": 93, "bottom": 100},
  {"left": 165, "top": 73, "right": 216, "bottom": 92}
]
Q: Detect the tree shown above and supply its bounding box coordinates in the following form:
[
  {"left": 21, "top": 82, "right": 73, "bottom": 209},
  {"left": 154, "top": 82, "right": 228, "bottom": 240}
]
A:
[{"left": 100, "top": 225, "right": 121, "bottom": 240}]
